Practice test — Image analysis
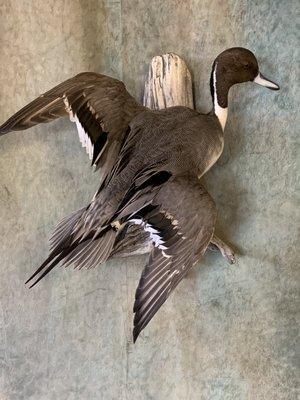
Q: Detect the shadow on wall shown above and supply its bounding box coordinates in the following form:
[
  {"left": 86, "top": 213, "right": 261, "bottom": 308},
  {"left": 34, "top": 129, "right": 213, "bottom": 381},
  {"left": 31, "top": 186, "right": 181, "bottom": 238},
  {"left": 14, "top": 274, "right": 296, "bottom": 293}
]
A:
[
  {"left": 78, "top": 0, "right": 104, "bottom": 72},
  {"left": 79, "top": 0, "right": 123, "bottom": 78}
]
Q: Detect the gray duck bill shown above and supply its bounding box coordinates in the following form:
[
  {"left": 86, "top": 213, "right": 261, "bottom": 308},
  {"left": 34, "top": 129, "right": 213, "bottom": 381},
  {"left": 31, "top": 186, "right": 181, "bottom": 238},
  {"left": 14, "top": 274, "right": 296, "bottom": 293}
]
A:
[{"left": 253, "top": 72, "right": 280, "bottom": 90}]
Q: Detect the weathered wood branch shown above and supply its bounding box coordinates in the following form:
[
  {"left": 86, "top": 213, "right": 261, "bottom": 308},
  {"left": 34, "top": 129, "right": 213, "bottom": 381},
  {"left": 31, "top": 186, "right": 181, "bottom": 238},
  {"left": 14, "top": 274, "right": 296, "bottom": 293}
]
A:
[{"left": 143, "top": 52, "right": 194, "bottom": 109}]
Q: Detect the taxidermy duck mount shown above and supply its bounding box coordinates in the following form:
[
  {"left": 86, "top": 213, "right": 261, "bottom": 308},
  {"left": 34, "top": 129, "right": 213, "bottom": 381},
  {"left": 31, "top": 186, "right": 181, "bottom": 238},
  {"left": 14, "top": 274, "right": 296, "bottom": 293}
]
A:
[
  {"left": 113, "top": 52, "right": 236, "bottom": 264},
  {"left": 0, "top": 48, "right": 279, "bottom": 342}
]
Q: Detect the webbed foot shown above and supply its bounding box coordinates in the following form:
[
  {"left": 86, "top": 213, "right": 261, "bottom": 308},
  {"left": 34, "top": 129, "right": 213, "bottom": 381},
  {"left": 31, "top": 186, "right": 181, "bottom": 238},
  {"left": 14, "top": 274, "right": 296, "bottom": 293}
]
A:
[{"left": 208, "top": 235, "right": 236, "bottom": 264}]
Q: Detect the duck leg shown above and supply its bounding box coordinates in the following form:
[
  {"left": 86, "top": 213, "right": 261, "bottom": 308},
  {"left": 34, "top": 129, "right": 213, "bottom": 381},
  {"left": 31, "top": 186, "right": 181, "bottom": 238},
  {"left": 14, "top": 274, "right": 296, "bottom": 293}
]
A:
[{"left": 208, "top": 235, "right": 236, "bottom": 264}]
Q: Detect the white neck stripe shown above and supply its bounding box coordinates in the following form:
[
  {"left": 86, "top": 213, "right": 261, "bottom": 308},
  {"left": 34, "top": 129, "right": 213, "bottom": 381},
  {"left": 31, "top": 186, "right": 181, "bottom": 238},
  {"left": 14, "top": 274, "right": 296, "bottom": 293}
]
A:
[{"left": 213, "top": 62, "right": 228, "bottom": 131}]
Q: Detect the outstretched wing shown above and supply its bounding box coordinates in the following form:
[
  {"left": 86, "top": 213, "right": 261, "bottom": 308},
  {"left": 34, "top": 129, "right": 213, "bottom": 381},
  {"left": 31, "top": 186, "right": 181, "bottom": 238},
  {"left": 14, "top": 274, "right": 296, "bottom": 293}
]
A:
[
  {"left": 0, "top": 72, "right": 146, "bottom": 179},
  {"left": 131, "top": 176, "right": 216, "bottom": 342}
]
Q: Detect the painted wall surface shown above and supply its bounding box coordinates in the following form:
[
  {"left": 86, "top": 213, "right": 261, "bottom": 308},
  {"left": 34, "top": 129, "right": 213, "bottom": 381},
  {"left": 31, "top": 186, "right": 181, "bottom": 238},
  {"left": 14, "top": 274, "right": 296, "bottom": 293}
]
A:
[{"left": 0, "top": 1, "right": 298, "bottom": 399}]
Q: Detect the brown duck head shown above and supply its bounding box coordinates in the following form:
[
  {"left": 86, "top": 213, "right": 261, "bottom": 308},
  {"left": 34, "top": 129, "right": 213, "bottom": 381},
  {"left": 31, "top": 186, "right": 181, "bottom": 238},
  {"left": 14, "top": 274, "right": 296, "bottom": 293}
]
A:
[{"left": 210, "top": 47, "right": 279, "bottom": 130}]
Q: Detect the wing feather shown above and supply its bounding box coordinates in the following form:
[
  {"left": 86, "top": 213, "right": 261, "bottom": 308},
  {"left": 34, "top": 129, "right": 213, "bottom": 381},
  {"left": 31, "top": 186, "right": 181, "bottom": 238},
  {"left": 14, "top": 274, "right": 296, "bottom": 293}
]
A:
[
  {"left": 131, "top": 177, "right": 217, "bottom": 342},
  {"left": 0, "top": 73, "right": 146, "bottom": 181}
]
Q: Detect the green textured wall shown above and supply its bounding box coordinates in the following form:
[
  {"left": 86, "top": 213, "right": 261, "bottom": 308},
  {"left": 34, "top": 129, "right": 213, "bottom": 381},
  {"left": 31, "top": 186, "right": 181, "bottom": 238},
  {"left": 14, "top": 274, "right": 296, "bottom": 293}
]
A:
[{"left": 0, "top": 1, "right": 298, "bottom": 399}]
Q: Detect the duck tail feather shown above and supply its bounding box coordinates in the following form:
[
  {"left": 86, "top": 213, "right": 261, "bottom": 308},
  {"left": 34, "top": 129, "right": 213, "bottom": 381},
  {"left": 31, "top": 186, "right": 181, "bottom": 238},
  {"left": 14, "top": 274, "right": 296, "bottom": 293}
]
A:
[
  {"left": 49, "top": 206, "right": 86, "bottom": 253},
  {"left": 25, "top": 247, "right": 72, "bottom": 288}
]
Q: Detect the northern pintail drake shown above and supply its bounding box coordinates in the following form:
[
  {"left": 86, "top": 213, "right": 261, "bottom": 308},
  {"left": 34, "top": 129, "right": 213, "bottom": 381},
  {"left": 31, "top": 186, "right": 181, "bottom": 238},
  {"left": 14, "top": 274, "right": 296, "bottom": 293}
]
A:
[{"left": 0, "top": 47, "right": 279, "bottom": 342}]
